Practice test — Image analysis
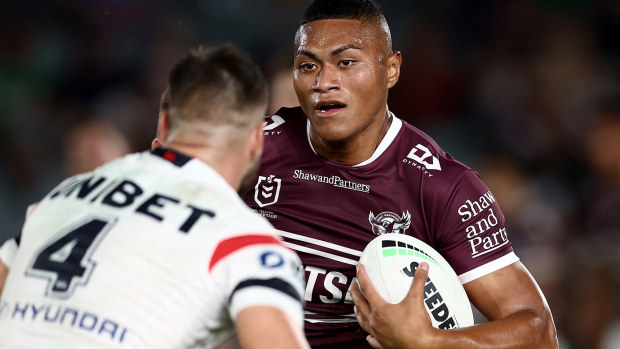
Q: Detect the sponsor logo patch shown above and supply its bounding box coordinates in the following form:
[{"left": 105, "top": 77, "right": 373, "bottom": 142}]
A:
[
  {"left": 260, "top": 251, "right": 284, "bottom": 268},
  {"left": 293, "top": 169, "right": 370, "bottom": 193},
  {"left": 407, "top": 144, "right": 441, "bottom": 171},
  {"left": 403, "top": 144, "right": 441, "bottom": 177},
  {"left": 457, "top": 191, "right": 510, "bottom": 258},
  {"left": 264, "top": 115, "right": 285, "bottom": 135}
]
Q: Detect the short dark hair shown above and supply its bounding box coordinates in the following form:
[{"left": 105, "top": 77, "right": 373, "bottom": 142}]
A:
[
  {"left": 299, "top": 0, "right": 392, "bottom": 51},
  {"left": 168, "top": 44, "right": 268, "bottom": 127},
  {"left": 300, "top": 0, "right": 385, "bottom": 25}
]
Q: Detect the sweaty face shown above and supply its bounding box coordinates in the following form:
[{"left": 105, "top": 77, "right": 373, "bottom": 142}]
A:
[{"left": 293, "top": 19, "right": 394, "bottom": 146}]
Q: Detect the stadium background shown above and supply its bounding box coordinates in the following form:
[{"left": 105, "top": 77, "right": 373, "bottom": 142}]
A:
[{"left": 0, "top": 1, "right": 618, "bottom": 348}]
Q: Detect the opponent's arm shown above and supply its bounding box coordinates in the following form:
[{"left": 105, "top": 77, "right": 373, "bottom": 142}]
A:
[
  {"left": 212, "top": 232, "right": 309, "bottom": 349},
  {"left": 352, "top": 261, "right": 558, "bottom": 349},
  {"left": 236, "top": 305, "right": 310, "bottom": 349}
]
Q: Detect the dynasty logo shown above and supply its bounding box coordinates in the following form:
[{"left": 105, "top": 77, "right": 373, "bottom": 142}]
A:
[
  {"left": 403, "top": 144, "right": 442, "bottom": 177},
  {"left": 264, "top": 115, "right": 285, "bottom": 135},
  {"left": 407, "top": 144, "right": 441, "bottom": 171}
]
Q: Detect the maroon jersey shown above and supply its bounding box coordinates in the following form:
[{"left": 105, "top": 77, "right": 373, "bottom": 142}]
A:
[{"left": 243, "top": 107, "right": 519, "bottom": 348}]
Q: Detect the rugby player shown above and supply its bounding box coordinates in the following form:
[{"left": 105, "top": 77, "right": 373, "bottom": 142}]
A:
[
  {"left": 241, "top": 0, "right": 558, "bottom": 347},
  {"left": 0, "top": 44, "right": 309, "bottom": 349}
]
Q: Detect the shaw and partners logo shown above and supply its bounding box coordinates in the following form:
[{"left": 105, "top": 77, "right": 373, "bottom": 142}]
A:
[
  {"left": 457, "top": 191, "right": 509, "bottom": 258},
  {"left": 254, "top": 175, "right": 282, "bottom": 207},
  {"left": 293, "top": 169, "right": 370, "bottom": 193},
  {"left": 369, "top": 211, "right": 411, "bottom": 235},
  {"left": 403, "top": 144, "right": 441, "bottom": 177}
]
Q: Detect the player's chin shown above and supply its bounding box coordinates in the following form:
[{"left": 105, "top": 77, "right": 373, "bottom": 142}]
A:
[{"left": 309, "top": 122, "right": 353, "bottom": 142}]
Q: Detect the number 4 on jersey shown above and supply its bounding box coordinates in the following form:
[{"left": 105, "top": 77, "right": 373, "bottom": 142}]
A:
[{"left": 26, "top": 216, "right": 116, "bottom": 299}]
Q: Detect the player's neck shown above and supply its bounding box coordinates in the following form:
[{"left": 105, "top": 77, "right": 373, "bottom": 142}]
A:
[{"left": 311, "top": 110, "right": 392, "bottom": 165}]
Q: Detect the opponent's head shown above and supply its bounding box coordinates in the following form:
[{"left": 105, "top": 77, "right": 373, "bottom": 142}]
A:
[
  {"left": 165, "top": 44, "right": 268, "bottom": 142},
  {"left": 161, "top": 44, "right": 269, "bottom": 192},
  {"left": 293, "top": 0, "right": 401, "bottom": 147}
]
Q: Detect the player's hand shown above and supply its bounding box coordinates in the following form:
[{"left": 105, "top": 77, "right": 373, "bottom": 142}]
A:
[{"left": 351, "top": 262, "right": 437, "bottom": 349}]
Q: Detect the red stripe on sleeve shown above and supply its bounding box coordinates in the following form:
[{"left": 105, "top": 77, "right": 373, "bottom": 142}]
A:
[{"left": 209, "top": 235, "right": 284, "bottom": 272}]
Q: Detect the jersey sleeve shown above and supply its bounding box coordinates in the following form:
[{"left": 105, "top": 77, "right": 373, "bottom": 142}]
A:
[
  {"left": 436, "top": 170, "right": 519, "bottom": 284},
  {"left": 208, "top": 234, "right": 305, "bottom": 327}
]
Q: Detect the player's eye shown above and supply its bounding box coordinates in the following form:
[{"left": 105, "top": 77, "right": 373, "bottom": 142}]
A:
[
  {"left": 338, "top": 59, "right": 355, "bottom": 67},
  {"left": 298, "top": 62, "right": 316, "bottom": 71}
]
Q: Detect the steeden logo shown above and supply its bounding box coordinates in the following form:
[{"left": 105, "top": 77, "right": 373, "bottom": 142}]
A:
[{"left": 254, "top": 175, "right": 282, "bottom": 207}]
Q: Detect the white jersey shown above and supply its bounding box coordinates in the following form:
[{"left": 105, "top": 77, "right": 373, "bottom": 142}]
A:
[{"left": 0, "top": 148, "right": 305, "bottom": 349}]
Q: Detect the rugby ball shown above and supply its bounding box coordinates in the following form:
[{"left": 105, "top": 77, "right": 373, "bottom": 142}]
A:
[{"left": 358, "top": 234, "right": 474, "bottom": 329}]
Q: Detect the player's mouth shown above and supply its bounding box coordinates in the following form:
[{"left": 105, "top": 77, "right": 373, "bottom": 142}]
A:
[{"left": 315, "top": 101, "right": 346, "bottom": 117}]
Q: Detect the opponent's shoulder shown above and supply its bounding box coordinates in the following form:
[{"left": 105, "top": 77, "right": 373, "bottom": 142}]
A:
[{"left": 217, "top": 203, "right": 278, "bottom": 237}]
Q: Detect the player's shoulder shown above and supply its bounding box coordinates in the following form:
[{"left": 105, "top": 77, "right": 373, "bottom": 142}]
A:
[
  {"left": 396, "top": 119, "right": 473, "bottom": 181},
  {"left": 217, "top": 201, "right": 273, "bottom": 226}
]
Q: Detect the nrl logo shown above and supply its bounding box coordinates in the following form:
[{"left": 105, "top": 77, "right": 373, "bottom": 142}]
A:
[
  {"left": 369, "top": 211, "right": 411, "bottom": 235},
  {"left": 254, "top": 175, "right": 282, "bottom": 208}
]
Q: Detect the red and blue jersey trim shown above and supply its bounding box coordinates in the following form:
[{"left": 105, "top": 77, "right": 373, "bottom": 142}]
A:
[{"left": 209, "top": 234, "right": 285, "bottom": 272}]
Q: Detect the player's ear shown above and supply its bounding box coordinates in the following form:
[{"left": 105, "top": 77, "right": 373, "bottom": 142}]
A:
[
  {"left": 386, "top": 51, "right": 401, "bottom": 89},
  {"left": 157, "top": 110, "right": 171, "bottom": 146},
  {"left": 150, "top": 138, "right": 163, "bottom": 151}
]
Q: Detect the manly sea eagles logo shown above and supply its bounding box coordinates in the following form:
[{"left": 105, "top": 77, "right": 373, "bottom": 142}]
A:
[
  {"left": 369, "top": 211, "right": 411, "bottom": 235},
  {"left": 254, "top": 175, "right": 282, "bottom": 207}
]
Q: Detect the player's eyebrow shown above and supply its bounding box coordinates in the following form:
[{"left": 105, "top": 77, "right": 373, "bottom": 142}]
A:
[
  {"left": 330, "top": 44, "right": 360, "bottom": 56},
  {"left": 295, "top": 45, "right": 361, "bottom": 60},
  {"left": 296, "top": 50, "right": 319, "bottom": 61}
]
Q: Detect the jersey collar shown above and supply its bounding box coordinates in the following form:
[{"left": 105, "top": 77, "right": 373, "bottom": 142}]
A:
[
  {"left": 305, "top": 105, "right": 403, "bottom": 167},
  {"left": 151, "top": 147, "right": 192, "bottom": 167}
]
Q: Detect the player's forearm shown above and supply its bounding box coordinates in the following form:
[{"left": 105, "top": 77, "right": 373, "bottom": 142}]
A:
[
  {"left": 426, "top": 309, "right": 558, "bottom": 349},
  {"left": 235, "top": 306, "right": 310, "bottom": 349}
]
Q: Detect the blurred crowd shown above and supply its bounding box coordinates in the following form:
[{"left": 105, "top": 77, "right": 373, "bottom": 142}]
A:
[{"left": 1, "top": 1, "right": 618, "bottom": 348}]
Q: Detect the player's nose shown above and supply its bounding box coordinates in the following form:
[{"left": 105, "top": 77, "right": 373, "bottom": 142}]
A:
[{"left": 312, "top": 65, "right": 341, "bottom": 92}]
